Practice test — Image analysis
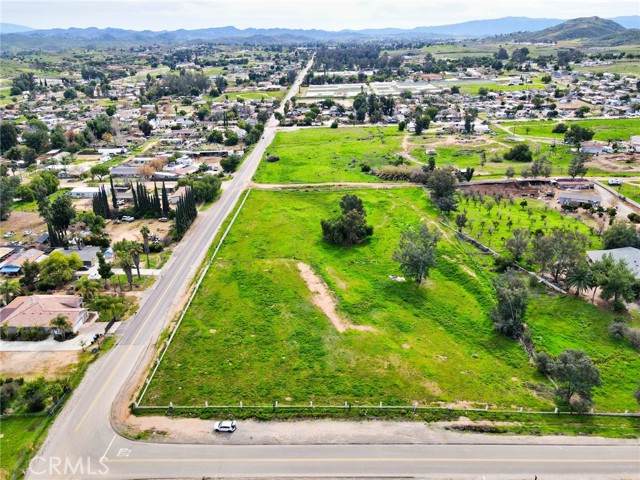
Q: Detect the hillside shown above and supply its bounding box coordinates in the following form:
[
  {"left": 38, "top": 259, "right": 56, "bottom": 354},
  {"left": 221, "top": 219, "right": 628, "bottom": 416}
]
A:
[{"left": 526, "top": 16, "right": 627, "bottom": 42}]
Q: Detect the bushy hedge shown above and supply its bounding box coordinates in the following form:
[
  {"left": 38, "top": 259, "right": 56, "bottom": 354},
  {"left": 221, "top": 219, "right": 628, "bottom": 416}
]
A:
[{"left": 375, "top": 165, "right": 415, "bottom": 181}]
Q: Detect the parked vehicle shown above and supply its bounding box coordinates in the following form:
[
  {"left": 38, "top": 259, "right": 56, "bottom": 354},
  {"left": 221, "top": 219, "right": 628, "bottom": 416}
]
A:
[
  {"left": 158, "top": 217, "right": 169, "bottom": 222},
  {"left": 213, "top": 420, "right": 237, "bottom": 433},
  {"left": 3, "top": 231, "right": 15, "bottom": 238}
]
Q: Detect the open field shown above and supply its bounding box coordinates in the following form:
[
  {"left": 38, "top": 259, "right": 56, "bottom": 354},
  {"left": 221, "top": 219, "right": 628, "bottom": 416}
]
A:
[
  {"left": 143, "top": 188, "right": 639, "bottom": 413},
  {"left": 499, "top": 118, "right": 640, "bottom": 142},
  {"left": 0, "top": 416, "right": 48, "bottom": 478},
  {"left": 410, "top": 137, "right": 577, "bottom": 178},
  {"left": 210, "top": 90, "right": 285, "bottom": 102},
  {"left": 254, "top": 127, "right": 405, "bottom": 183},
  {"left": 617, "top": 182, "right": 640, "bottom": 203},
  {"left": 573, "top": 60, "right": 640, "bottom": 76},
  {"left": 457, "top": 78, "right": 547, "bottom": 95},
  {"left": 528, "top": 295, "right": 640, "bottom": 412}
]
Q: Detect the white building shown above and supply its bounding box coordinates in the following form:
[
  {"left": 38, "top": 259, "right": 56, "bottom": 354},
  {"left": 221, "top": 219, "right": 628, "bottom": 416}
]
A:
[{"left": 68, "top": 186, "right": 111, "bottom": 199}]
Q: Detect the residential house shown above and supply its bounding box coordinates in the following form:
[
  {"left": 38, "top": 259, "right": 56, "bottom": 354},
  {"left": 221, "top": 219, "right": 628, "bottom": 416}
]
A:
[
  {"left": 53, "top": 246, "right": 101, "bottom": 269},
  {"left": 0, "top": 295, "right": 89, "bottom": 334},
  {"left": 586, "top": 247, "right": 640, "bottom": 279}
]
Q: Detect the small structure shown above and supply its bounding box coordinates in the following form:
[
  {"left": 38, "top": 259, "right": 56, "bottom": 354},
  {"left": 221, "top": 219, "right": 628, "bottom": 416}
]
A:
[
  {"left": 556, "top": 192, "right": 601, "bottom": 207},
  {"left": 579, "top": 141, "right": 610, "bottom": 155},
  {"left": 0, "top": 295, "right": 89, "bottom": 334},
  {"left": 68, "top": 186, "right": 111, "bottom": 199},
  {"left": 586, "top": 247, "right": 640, "bottom": 279},
  {"left": 53, "top": 246, "right": 101, "bottom": 269},
  {"left": 555, "top": 179, "right": 594, "bottom": 190},
  {"left": 0, "top": 248, "right": 47, "bottom": 275}
]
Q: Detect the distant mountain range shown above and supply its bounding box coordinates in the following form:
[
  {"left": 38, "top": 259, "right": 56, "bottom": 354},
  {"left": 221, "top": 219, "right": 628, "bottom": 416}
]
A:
[
  {"left": 0, "top": 15, "right": 638, "bottom": 49},
  {"left": 0, "top": 23, "right": 34, "bottom": 34}
]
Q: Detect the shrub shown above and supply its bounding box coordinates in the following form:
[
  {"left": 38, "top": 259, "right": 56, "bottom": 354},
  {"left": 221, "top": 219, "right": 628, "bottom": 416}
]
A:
[
  {"left": 84, "top": 235, "right": 110, "bottom": 248},
  {"left": 628, "top": 328, "right": 640, "bottom": 351},
  {"left": 552, "top": 123, "right": 568, "bottom": 133},
  {"left": 628, "top": 213, "right": 640, "bottom": 223},
  {"left": 534, "top": 351, "right": 554, "bottom": 375},
  {"left": 608, "top": 321, "right": 629, "bottom": 339},
  {"left": 503, "top": 144, "right": 532, "bottom": 162},
  {"left": 376, "top": 165, "right": 415, "bottom": 181},
  {"left": 149, "top": 242, "right": 164, "bottom": 253},
  {"left": 494, "top": 254, "right": 515, "bottom": 272},
  {"left": 360, "top": 162, "right": 371, "bottom": 173}
]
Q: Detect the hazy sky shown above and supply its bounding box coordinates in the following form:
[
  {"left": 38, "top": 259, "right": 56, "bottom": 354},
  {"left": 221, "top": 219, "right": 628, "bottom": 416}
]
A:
[{"left": 2, "top": 0, "right": 638, "bottom": 30}]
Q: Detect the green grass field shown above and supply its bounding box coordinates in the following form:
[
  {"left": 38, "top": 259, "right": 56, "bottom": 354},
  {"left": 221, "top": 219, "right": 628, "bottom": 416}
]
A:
[
  {"left": 617, "top": 182, "right": 640, "bottom": 203},
  {"left": 209, "top": 90, "right": 285, "bottom": 102},
  {"left": 254, "top": 127, "right": 405, "bottom": 183},
  {"left": 458, "top": 78, "right": 548, "bottom": 95},
  {"left": 143, "top": 188, "right": 638, "bottom": 413},
  {"left": 573, "top": 61, "right": 640, "bottom": 77},
  {"left": 0, "top": 416, "right": 48, "bottom": 478},
  {"left": 411, "top": 140, "right": 577, "bottom": 178},
  {"left": 499, "top": 118, "right": 640, "bottom": 142}
]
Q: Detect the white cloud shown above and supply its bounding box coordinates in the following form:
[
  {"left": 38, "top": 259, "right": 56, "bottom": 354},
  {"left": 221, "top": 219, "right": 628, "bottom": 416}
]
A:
[{"left": 2, "top": 0, "right": 638, "bottom": 30}]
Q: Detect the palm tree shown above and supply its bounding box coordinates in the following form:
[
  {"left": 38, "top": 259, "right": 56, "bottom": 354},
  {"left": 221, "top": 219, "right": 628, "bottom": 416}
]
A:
[
  {"left": 129, "top": 242, "right": 144, "bottom": 279},
  {"left": 116, "top": 250, "right": 135, "bottom": 290},
  {"left": 565, "top": 263, "right": 596, "bottom": 297},
  {"left": 0, "top": 279, "right": 20, "bottom": 305},
  {"left": 140, "top": 226, "right": 151, "bottom": 267},
  {"left": 90, "top": 294, "right": 126, "bottom": 322},
  {"left": 50, "top": 314, "right": 72, "bottom": 340},
  {"left": 75, "top": 276, "right": 100, "bottom": 300}
]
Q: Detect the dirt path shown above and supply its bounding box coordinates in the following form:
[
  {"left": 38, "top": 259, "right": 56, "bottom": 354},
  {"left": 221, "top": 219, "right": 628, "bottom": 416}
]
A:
[
  {"left": 250, "top": 181, "right": 421, "bottom": 190},
  {"left": 399, "top": 133, "right": 425, "bottom": 165},
  {"left": 297, "top": 262, "right": 376, "bottom": 333},
  {"left": 123, "top": 415, "right": 637, "bottom": 446}
]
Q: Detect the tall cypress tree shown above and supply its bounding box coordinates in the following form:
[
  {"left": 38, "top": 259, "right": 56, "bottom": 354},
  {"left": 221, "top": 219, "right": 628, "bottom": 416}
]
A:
[
  {"left": 161, "top": 182, "right": 170, "bottom": 216},
  {"left": 109, "top": 176, "right": 118, "bottom": 210}
]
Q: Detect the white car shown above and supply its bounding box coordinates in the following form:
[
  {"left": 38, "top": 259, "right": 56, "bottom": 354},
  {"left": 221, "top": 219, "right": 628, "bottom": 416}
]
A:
[{"left": 213, "top": 420, "right": 237, "bottom": 433}]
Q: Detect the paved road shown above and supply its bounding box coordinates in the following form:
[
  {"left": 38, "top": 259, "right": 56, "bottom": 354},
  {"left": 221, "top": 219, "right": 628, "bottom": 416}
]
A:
[{"left": 28, "top": 58, "right": 639, "bottom": 479}]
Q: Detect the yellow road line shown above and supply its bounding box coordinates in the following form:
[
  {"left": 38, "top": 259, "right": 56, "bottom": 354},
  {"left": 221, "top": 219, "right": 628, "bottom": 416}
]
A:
[
  {"left": 105, "top": 457, "right": 640, "bottom": 464},
  {"left": 74, "top": 206, "right": 220, "bottom": 433}
]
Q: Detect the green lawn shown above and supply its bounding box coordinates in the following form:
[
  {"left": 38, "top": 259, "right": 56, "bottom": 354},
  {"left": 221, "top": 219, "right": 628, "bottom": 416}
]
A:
[
  {"left": 143, "top": 188, "right": 638, "bottom": 413},
  {"left": 254, "top": 127, "right": 405, "bottom": 183},
  {"left": 500, "top": 118, "right": 640, "bottom": 142},
  {"left": 0, "top": 416, "right": 48, "bottom": 478}
]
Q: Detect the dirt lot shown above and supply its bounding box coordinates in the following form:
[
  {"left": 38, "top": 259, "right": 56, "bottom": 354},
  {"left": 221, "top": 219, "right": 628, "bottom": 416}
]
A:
[
  {"left": 587, "top": 152, "right": 640, "bottom": 172},
  {"left": 0, "top": 351, "right": 79, "bottom": 380},
  {"left": 0, "top": 211, "right": 47, "bottom": 239},
  {"left": 105, "top": 218, "right": 171, "bottom": 244},
  {"left": 463, "top": 181, "right": 551, "bottom": 198}
]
